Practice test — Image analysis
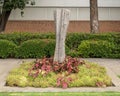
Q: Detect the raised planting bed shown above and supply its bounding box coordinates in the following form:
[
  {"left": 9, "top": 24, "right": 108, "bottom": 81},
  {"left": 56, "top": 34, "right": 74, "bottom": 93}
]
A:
[{"left": 6, "top": 57, "right": 112, "bottom": 88}]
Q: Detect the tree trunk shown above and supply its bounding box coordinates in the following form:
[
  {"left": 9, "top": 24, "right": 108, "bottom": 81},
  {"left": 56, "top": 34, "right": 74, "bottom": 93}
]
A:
[
  {"left": 0, "top": 10, "right": 11, "bottom": 33},
  {"left": 54, "top": 9, "right": 70, "bottom": 63},
  {"left": 90, "top": 0, "right": 99, "bottom": 33}
]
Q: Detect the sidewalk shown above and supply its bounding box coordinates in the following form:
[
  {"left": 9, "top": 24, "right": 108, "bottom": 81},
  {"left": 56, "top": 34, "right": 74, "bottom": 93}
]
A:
[{"left": 0, "top": 58, "right": 120, "bottom": 92}]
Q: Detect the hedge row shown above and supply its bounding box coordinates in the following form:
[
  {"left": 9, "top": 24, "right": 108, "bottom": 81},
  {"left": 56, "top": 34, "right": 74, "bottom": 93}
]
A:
[
  {"left": 0, "top": 39, "right": 70, "bottom": 58},
  {"left": 66, "top": 32, "right": 120, "bottom": 50},
  {"left": 78, "top": 40, "right": 115, "bottom": 58},
  {"left": 0, "top": 32, "right": 120, "bottom": 58},
  {"left": 0, "top": 32, "right": 55, "bottom": 45},
  {"left": 0, "top": 40, "right": 17, "bottom": 58},
  {"left": 0, "top": 32, "right": 119, "bottom": 46}
]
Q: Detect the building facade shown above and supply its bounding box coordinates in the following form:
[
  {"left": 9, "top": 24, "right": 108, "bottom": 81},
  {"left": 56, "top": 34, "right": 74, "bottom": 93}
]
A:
[{"left": 6, "top": 0, "right": 120, "bottom": 33}]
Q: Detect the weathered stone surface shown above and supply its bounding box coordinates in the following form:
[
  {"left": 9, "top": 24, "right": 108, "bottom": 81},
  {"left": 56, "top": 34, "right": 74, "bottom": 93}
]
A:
[{"left": 54, "top": 9, "right": 70, "bottom": 63}]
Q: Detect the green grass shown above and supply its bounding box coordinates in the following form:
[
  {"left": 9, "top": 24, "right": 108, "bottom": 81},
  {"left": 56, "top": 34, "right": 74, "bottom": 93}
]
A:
[{"left": 0, "top": 92, "right": 120, "bottom": 96}]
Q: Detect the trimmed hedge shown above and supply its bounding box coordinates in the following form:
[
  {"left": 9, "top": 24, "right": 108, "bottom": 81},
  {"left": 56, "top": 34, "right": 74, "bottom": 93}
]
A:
[
  {"left": 15, "top": 39, "right": 70, "bottom": 58},
  {"left": 109, "top": 45, "right": 120, "bottom": 58},
  {"left": 0, "top": 32, "right": 119, "bottom": 47},
  {"left": 0, "top": 32, "right": 55, "bottom": 45},
  {"left": 0, "top": 40, "right": 17, "bottom": 58},
  {"left": 15, "top": 39, "right": 47, "bottom": 58},
  {"left": 44, "top": 40, "right": 70, "bottom": 58},
  {"left": 66, "top": 33, "right": 117, "bottom": 50},
  {"left": 44, "top": 40, "right": 56, "bottom": 58},
  {"left": 0, "top": 32, "right": 120, "bottom": 58},
  {"left": 78, "top": 40, "right": 115, "bottom": 58}
]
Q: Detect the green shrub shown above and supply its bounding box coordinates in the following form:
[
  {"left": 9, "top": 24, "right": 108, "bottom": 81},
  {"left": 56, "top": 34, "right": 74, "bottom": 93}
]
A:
[
  {"left": 78, "top": 40, "right": 115, "bottom": 58},
  {"left": 0, "top": 32, "right": 55, "bottom": 45},
  {"left": 67, "top": 50, "right": 79, "bottom": 57},
  {"left": 15, "top": 39, "right": 70, "bottom": 58},
  {"left": 17, "top": 32, "right": 55, "bottom": 45},
  {"left": 66, "top": 33, "right": 88, "bottom": 50},
  {"left": 112, "top": 32, "right": 120, "bottom": 44},
  {"left": 0, "top": 33, "right": 23, "bottom": 45},
  {"left": 43, "top": 39, "right": 70, "bottom": 58},
  {"left": 15, "top": 39, "right": 47, "bottom": 58},
  {"left": 0, "top": 40, "right": 17, "bottom": 58},
  {"left": 109, "top": 44, "right": 120, "bottom": 58},
  {"left": 1, "top": 32, "right": 119, "bottom": 47},
  {"left": 66, "top": 33, "right": 116, "bottom": 50},
  {"left": 0, "top": 32, "right": 119, "bottom": 58},
  {"left": 44, "top": 40, "right": 55, "bottom": 58}
]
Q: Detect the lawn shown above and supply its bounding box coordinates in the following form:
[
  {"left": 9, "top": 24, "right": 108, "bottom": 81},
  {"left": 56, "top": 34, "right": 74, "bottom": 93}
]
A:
[{"left": 0, "top": 92, "right": 120, "bottom": 96}]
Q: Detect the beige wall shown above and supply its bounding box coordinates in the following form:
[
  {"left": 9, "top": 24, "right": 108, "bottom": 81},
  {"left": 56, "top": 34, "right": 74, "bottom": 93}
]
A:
[
  {"left": 26, "top": 0, "right": 120, "bottom": 7},
  {"left": 9, "top": 7, "right": 120, "bottom": 21}
]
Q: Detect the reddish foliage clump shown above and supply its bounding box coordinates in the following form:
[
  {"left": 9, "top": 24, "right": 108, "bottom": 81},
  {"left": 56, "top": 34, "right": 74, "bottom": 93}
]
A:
[
  {"left": 29, "top": 56, "right": 85, "bottom": 88},
  {"left": 53, "top": 56, "right": 85, "bottom": 74},
  {"left": 57, "top": 76, "right": 72, "bottom": 88},
  {"left": 29, "top": 58, "right": 53, "bottom": 77}
]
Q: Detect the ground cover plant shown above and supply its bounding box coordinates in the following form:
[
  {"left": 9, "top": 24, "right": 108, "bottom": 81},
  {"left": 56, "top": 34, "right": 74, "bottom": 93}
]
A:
[{"left": 6, "top": 57, "right": 112, "bottom": 88}]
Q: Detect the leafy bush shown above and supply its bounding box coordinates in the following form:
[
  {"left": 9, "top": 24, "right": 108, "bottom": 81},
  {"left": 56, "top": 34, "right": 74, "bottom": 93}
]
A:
[
  {"left": 109, "top": 44, "right": 120, "bottom": 58},
  {"left": 0, "top": 32, "right": 55, "bottom": 45},
  {"left": 1, "top": 32, "right": 119, "bottom": 47},
  {"left": 15, "top": 39, "right": 47, "bottom": 58},
  {"left": 44, "top": 40, "right": 55, "bottom": 58},
  {"left": 0, "top": 40, "right": 17, "bottom": 58},
  {"left": 78, "top": 40, "right": 115, "bottom": 58},
  {"left": 66, "top": 33, "right": 118, "bottom": 50},
  {"left": 67, "top": 50, "right": 80, "bottom": 57},
  {"left": 0, "top": 32, "right": 119, "bottom": 58},
  {"left": 15, "top": 39, "right": 70, "bottom": 58},
  {"left": 66, "top": 33, "right": 89, "bottom": 50},
  {"left": 44, "top": 40, "right": 70, "bottom": 58},
  {"left": 112, "top": 32, "right": 120, "bottom": 44}
]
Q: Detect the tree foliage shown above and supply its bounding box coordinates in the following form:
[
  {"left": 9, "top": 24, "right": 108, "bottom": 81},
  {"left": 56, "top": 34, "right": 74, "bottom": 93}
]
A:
[
  {"left": 0, "top": 0, "right": 35, "bottom": 11},
  {"left": 0, "top": 0, "right": 35, "bottom": 33}
]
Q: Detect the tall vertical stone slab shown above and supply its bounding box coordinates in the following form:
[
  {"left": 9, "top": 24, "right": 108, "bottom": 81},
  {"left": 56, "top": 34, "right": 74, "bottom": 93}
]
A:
[{"left": 54, "top": 9, "right": 70, "bottom": 63}]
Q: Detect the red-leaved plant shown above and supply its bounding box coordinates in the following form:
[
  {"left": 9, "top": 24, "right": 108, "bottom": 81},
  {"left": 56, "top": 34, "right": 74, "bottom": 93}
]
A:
[
  {"left": 29, "top": 58, "right": 53, "bottom": 77},
  {"left": 57, "top": 76, "right": 72, "bottom": 88},
  {"left": 52, "top": 56, "right": 85, "bottom": 74},
  {"left": 29, "top": 56, "right": 85, "bottom": 88}
]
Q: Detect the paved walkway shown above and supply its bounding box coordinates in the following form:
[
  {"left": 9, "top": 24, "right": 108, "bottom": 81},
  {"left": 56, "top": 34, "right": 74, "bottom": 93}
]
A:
[{"left": 0, "top": 58, "right": 120, "bottom": 92}]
